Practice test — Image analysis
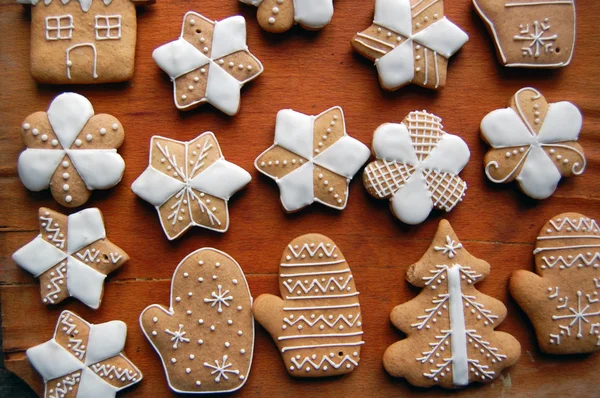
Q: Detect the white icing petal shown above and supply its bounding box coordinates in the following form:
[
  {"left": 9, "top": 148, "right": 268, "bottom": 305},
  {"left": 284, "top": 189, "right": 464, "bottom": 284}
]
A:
[
  {"left": 47, "top": 93, "right": 94, "bottom": 149},
  {"left": 26, "top": 340, "right": 82, "bottom": 381},
  {"left": 373, "top": 0, "right": 412, "bottom": 37},
  {"left": 189, "top": 158, "right": 251, "bottom": 199},
  {"left": 85, "top": 320, "right": 127, "bottom": 365},
  {"left": 517, "top": 145, "right": 562, "bottom": 200},
  {"left": 205, "top": 65, "right": 242, "bottom": 116},
  {"left": 153, "top": 39, "right": 210, "bottom": 79},
  {"left": 293, "top": 0, "right": 334, "bottom": 29},
  {"left": 276, "top": 164, "right": 315, "bottom": 212},
  {"left": 375, "top": 41, "right": 415, "bottom": 90},
  {"left": 372, "top": 123, "right": 418, "bottom": 164},
  {"left": 66, "top": 257, "right": 107, "bottom": 309},
  {"left": 12, "top": 236, "right": 67, "bottom": 277},
  {"left": 131, "top": 167, "right": 185, "bottom": 206},
  {"left": 313, "top": 136, "right": 370, "bottom": 178},
  {"left": 274, "top": 109, "right": 314, "bottom": 159},
  {"left": 239, "top": 0, "right": 263, "bottom": 5},
  {"left": 67, "top": 208, "right": 106, "bottom": 254},
  {"left": 538, "top": 102, "right": 582, "bottom": 143},
  {"left": 412, "top": 17, "right": 469, "bottom": 58},
  {"left": 78, "top": 0, "right": 93, "bottom": 12},
  {"left": 211, "top": 16, "right": 248, "bottom": 60},
  {"left": 390, "top": 172, "right": 433, "bottom": 225},
  {"left": 421, "top": 134, "right": 470, "bottom": 174},
  {"left": 17, "top": 149, "right": 65, "bottom": 191},
  {"left": 480, "top": 108, "right": 534, "bottom": 148},
  {"left": 67, "top": 149, "right": 125, "bottom": 190},
  {"left": 76, "top": 367, "right": 119, "bottom": 398}
]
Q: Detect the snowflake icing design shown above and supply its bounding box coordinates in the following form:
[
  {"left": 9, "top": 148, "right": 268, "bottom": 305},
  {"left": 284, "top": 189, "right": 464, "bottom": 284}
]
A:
[
  {"left": 165, "top": 324, "right": 191, "bottom": 349},
  {"left": 434, "top": 235, "right": 463, "bottom": 259},
  {"left": 549, "top": 286, "right": 600, "bottom": 345},
  {"left": 204, "top": 285, "right": 234, "bottom": 313},
  {"left": 514, "top": 18, "right": 558, "bottom": 58},
  {"left": 204, "top": 355, "right": 240, "bottom": 382}
]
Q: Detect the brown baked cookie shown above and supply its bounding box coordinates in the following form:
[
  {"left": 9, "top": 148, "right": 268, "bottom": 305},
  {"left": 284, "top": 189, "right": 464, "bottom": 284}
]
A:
[
  {"left": 240, "top": 0, "right": 334, "bottom": 33},
  {"left": 253, "top": 234, "right": 364, "bottom": 377},
  {"left": 140, "top": 248, "right": 254, "bottom": 393},
  {"left": 383, "top": 220, "right": 520, "bottom": 388},
  {"left": 510, "top": 213, "right": 600, "bottom": 354}
]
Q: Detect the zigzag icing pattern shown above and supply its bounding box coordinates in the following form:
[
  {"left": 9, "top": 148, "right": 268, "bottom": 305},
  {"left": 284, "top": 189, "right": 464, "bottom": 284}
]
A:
[
  {"left": 40, "top": 214, "right": 65, "bottom": 249},
  {"left": 91, "top": 363, "right": 139, "bottom": 382},
  {"left": 284, "top": 314, "right": 361, "bottom": 328},
  {"left": 283, "top": 276, "right": 353, "bottom": 294},
  {"left": 288, "top": 243, "right": 336, "bottom": 259},
  {"left": 290, "top": 354, "right": 358, "bottom": 370},
  {"left": 542, "top": 252, "right": 600, "bottom": 269},
  {"left": 60, "top": 313, "right": 78, "bottom": 335},
  {"left": 48, "top": 372, "right": 81, "bottom": 398},
  {"left": 549, "top": 217, "right": 600, "bottom": 233},
  {"left": 45, "top": 264, "right": 66, "bottom": 304},
  {"left": 76, "top": 249, "right": 99, "bottom": 263},
  {"left": 68, "top": 338, "right": 86, "bottom": 359}
]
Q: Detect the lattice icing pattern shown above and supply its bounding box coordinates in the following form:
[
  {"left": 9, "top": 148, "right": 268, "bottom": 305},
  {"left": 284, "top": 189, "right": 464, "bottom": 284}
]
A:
[
  {"left": 510, "top": 213, "right": 600, "bottom": 354},
  {"left": 12, "top": 207, "right": 128, "bottom": 309},
  {"left": 363, "top": 110, "right": 469, "bottom": 225},
  {"left": 26, "top": 311, "right": 142, "bottom": 398},
  {"left": 239, "top": 0, "right": 334, "bottom": 33},
  {"left": 253, "top": 234, "right": 363, "bottom": 377}
]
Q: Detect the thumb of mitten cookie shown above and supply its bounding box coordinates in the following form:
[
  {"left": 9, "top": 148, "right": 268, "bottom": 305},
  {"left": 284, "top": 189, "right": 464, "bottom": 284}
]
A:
[
  {"left": 140, "top": 248, "right": 254, "bottom": 393},
  {"left": 253, "top": 234, "right": 363, "bottom": 377}
]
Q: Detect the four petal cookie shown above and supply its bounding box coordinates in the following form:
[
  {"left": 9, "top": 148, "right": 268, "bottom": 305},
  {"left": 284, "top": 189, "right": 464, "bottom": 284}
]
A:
[
  {"left": 240, "top": 0, "right": 334, "bottom": 33},
  {"left": 481, "top": 87, "right": 585, "bottom": 199},
  {"left": 13, "top": 207, "right": 128, "bottom": 309},
  {"left": 140, "top": 248, "right": 254, "bottom": 393},
  {"left": 363, "top": 110, "right": 470, "bottom": 225},
  {"left": 131, "top": 132, "right": 251, "bottom": 240},
  {"left": 153, "top": 12, "right": 264, "bottom": 115},
  {"left": 255, "top": 106, "right": 370, "bottom": 212},
  {"left": 352, "top": 0, "right": 469, "bottom": 90},
  {"left": 18, "top": 93, "right": 125, "bottom": 207},
  {"left": 27, "top": 311, "right": 142, "bottom": 398}
]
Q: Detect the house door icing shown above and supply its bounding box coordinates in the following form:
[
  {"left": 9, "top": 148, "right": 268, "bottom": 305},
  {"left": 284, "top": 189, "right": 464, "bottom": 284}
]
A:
[{"left": 66, "top": 43, "right": 99, "bottom": 80}]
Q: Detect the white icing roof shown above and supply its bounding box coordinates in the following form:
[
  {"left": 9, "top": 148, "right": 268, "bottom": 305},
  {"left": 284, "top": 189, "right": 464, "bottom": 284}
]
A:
[{"left": 18, "top": 0, "right": 113, "bottom": 12}]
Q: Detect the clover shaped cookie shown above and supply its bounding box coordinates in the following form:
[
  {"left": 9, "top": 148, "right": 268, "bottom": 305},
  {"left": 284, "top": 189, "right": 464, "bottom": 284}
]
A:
[
  {"left": 481, "top": 87, "right": 585, "bottom": 199},
  {"left": 140, "top": 248, "right": 254, "bottom": 393},
  {"left": 18, "top": 93, "right": 125, "bottom": 207},
  {"left": 363, "top": 110, "right": 470, "bottom": 225},
  {"left": 240, "top": 0, "right": 334, "bottom": 33}
]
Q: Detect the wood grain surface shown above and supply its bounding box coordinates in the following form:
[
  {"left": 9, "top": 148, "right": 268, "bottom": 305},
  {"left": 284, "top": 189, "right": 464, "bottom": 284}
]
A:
[{"left": 1, "top": 0, "right": 599, "bottom": 396}]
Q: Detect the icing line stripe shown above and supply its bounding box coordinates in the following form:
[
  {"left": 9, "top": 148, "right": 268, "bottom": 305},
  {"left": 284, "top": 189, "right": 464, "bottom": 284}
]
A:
[
  {"left": 533, "top": 244, "right": 600, "bottom": 254},
  {"left": 285, "top": 292, "right": 360, "bottom": 300},
  {"left": 354, "top": 39, "right": 387, "bottom": 55},
  {"left": 356, "top": 32, "right": 395, "bottom": 49},
  {"left": 278, "top": 331, "right": 364, "bottom": 341},
  {"left": 505, "top": 1, "right": 573, "bottom": 6},
  {"left": 280, "top": 268, "right": 351, "bottom": 277},
  {"left": 537, "top": 235, "right": 600, "bottom": 240},
  {"left": 280, "top": 259, "right": 346, "bottom": 267},
  {"left": 413, "top": 0, "right": 440, "bottom": 17},
  {"left": 283, "top": 303, "right": 360, "bottom": 311},
  {"left": 281, "top": 341, "right": 365, "bottom": 353}
]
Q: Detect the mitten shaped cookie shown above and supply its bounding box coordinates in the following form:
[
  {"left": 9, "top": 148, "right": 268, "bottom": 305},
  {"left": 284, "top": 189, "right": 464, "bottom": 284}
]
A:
[
  {"left": 473, "top": 0, "right": 575, "bottom": 67},
  {"left": 240, "top": 0, "right": 334, "bottom": 33},
  {"left": 253, "top": 234, "right": 363, "bottom": 377},
  {"left": 510, "top": 213, "right": 600, "bottom": 354},
  {"left": 481, "top": 87, "right": 585, "bottom": 199},
  {"left": 383, "top": 220, "right": 520, "bottom": 388},
  {"left": 140, "top": 248, "right": 254, "bottom": 393}
]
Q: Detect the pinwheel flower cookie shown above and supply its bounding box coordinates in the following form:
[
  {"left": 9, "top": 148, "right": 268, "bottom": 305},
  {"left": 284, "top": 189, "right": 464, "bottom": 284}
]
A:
[
  {"left": 481, "top": 87, "right": 585, "bottom": 199},
  {"left": 253, "top": 234, "right": 364, "bottom": 377},
  {"left": 153, "top": 12, "right": 263, "bottom": 115},
  {"left": 351, "top": 0, "right": 468, "bottom": 90},
  {"left": 363, "top": 111, "right": 470, "bottom": 225},
  {"left": 131, "top": 132, "right": 251, "bottom": 240},
  {"left": 140, "top": 248, "right": 254, "bottom": 393},
  {"left": 18, "top": 93, "right": 125, "bottom": 207},
  {"left": 27, "top": 311, "right": 142, "bottom": 398},
  {"left": 255, "top": 106, "right": 370, "bottom": 212},
  {"left": 13, "top": 207, "right": 128, "bottom": 309},
  {"left": 240, "top": 0, "right": 334, "bottom": 33}
]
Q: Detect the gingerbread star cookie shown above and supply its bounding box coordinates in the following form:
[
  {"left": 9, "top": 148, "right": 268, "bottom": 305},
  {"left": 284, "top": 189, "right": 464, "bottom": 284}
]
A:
[
  {"left": 153, "top": 12, "right": 264, "bottom": 115},
  {"left": 255, "top": 106, "right": 370, "bottom": 212},
  {"left": 13, "top": 207, "right": 128, "bottom": 309},
  {"left": 351, "top": 0, "right": 468, "bottom": 90},
  {"left": 240, "top": 0, "right": 334, "bottom": 33}
]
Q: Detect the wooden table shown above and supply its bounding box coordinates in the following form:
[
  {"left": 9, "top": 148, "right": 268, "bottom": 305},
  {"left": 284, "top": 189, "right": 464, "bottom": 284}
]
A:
[{"left": 1, "top": 0, "right": 599, "bottom": 396}]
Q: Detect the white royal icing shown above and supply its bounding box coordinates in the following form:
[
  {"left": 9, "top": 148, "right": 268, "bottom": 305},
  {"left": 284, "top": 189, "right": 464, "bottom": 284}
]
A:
[
  {"left": 17, "top": 0, "right": 113, "bottom": 12},
  {"left": 239, "top": 0, "right": 334, "bottom": 30}
]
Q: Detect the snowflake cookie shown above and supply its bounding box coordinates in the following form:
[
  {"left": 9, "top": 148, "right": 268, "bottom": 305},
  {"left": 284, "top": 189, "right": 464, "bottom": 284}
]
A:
[
  {"left": 473, "top": 0, "right": 575, "bottom": 68},
  {"left": 240, "top": 0, "right": 334, "bottom": 33},
  {"left": 27, "top": 310, "right": 142, "bottom": 398},
  {"left": 253, "top": 234, "right": 363, "bottom": 377},
  {"left": 13, "top": 207, "right": 128, "bottom": 309},
  {"left": 18, "top": 92, "right": 125, "bottom": 207},
  {"left": 351, "top": 0, "right": 468, "bottom": 91},
  {"left": 510, "top": 213, "right": 600, "bottom": 354},
  {"left": 153, "top": 12, "right": 264, "bottom": 115},
  {"left": 481, "top": 87, "right": 585, "bottom": 199},
  {"left": 383, "top": 220, "right": 521, "bottom": 388},
  {"left": 140, "top": 248, "right": 254, "bottom": 393},
  {"left": 363, "top": 110, "right": 470, "bottom": 225},
  {"left": 255, "top": 106, "right": 370, "bottom": 212}
]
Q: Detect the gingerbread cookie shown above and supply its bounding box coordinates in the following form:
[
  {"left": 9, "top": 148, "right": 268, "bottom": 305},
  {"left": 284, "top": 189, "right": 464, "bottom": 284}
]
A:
[
  {"left": 131, "top": 132, "right": 251, "bottom": 240},
  {"left": 140, "top": 248, "right": 254, "bottom": 393},
  {"left": 352, "top": 0, "right": 469, "bottom": 91},
  {"left": 363, "top": 110, "right": 469, "bottom": 225},
  {"left": 27, "top": 310, "right": 142, "bottom": 397},
  {"left": 481, "top": 87, "right": 585, "bottom": 199},
  {"left": 13, "top": 207, "right": 127, "bottom": 309},
  {"left": 255, "top": 106, "right": 370, "bottom": 212},
  {"left": 383, "top": 220, "right": 521, "bottom": 388},
  {"left": 18, "top": 93, "right": 125, "bottom": 207},
  {"left": 253, "top": 234, "right": 363, "bottom": 377},
  {"left": 510, "top": 213, "right": 600, "bottom": 354},
  {"left": 240, "top": 0, "right": 334, "bottom": 33},
  {"left": 153, "top": 12, "right": 263, "bottom": 115},
  {"left": 473, "top": 0, "right": 575, "bottom": 68},
  {"left": 19, "top": 0, "right": 154, "bottom": 84}
]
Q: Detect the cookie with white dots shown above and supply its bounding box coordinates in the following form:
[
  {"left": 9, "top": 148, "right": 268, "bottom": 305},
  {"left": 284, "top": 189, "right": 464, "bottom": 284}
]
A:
[
  {"left": 140, "top": 248, "right": 254, "bottom": 393},
  {"left": 240, "top": 0, "right": 334, "bottom": 33}
]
